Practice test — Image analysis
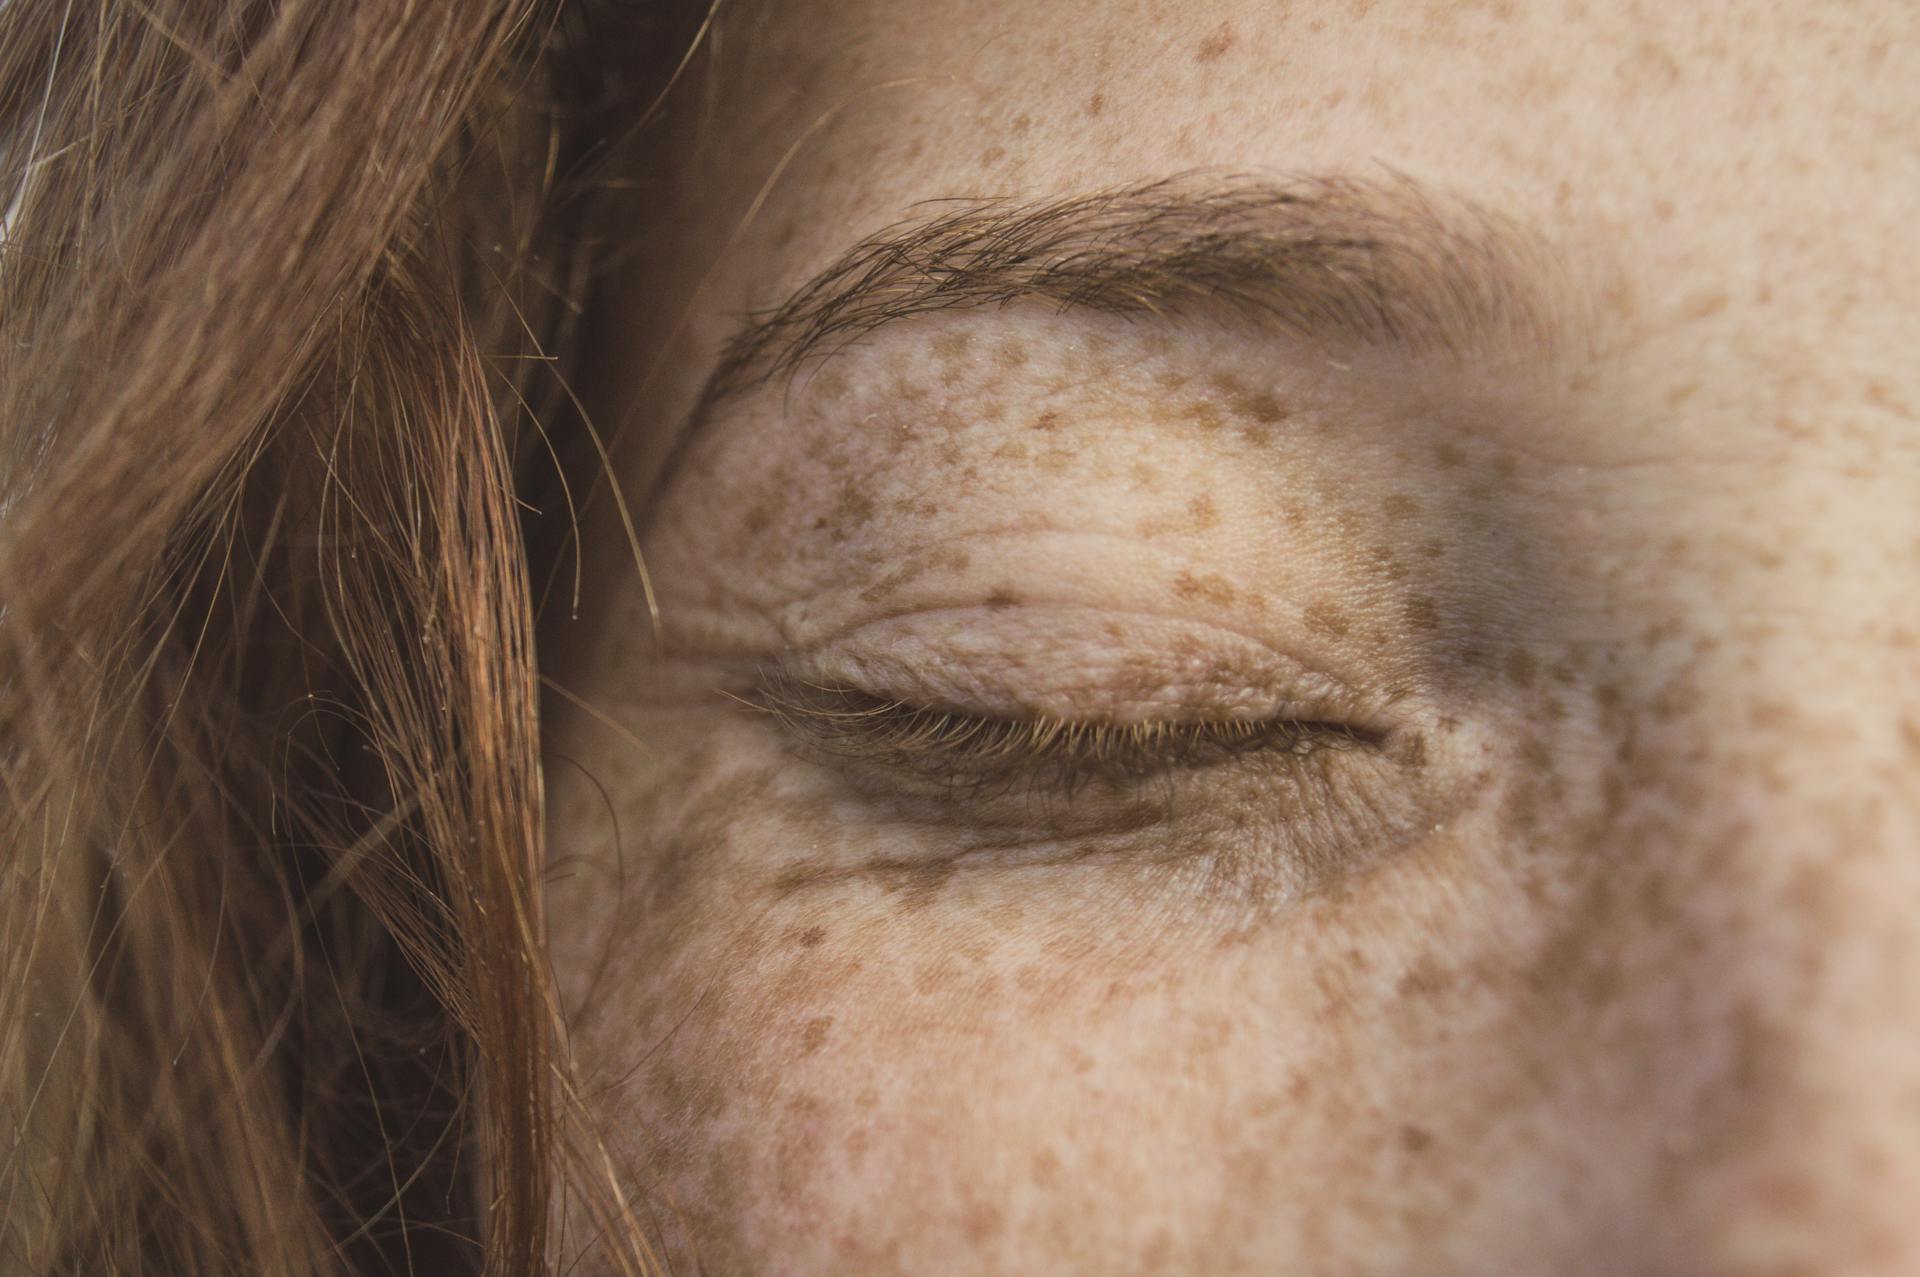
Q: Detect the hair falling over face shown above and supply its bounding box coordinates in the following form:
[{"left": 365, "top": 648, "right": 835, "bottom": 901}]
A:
[{"left": 0, "top": 1, "right": 688, "bottom": 1273}]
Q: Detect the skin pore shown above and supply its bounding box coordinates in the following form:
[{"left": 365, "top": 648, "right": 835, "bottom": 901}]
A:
[{"left": 543, "top": 2, "right": 1920, "bottom": 1273}]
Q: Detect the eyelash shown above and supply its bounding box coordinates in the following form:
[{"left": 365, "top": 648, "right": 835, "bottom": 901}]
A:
[{"left": 751, "top": 670, "right": 1377, "bottom": 801}]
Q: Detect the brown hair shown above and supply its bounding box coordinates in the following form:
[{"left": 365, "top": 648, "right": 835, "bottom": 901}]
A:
[{"left": 0, "top": 1, "right": 675, "bottom": 1271}]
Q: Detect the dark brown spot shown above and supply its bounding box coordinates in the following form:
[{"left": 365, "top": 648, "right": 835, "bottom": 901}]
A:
[
  {"left": 1085, "top": 91, "right": 1106, "bottom": 117},
  {"left": 1400, "top": 1124, "right": 1435, "bottom": 1154},
  {"left": 1396, "top": 733, "right": 1429, "bottom": 770},
  {"left": 795, "top": 925, "right": 827, "bottom": 948}
]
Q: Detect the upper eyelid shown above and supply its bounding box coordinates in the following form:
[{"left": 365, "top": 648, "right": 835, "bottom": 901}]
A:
[
  {"left": 643, "top": 171, "right": 1583, "bottom": 509},
  {"left": 763, "top": 603, "right": 1406, "bottom": 738},
  {"left": 750, "top": 671, "right": 1381, "bottom": 765}
]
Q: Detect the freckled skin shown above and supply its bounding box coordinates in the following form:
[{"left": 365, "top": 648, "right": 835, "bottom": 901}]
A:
[{"left": 546, "top": 1, "right": 1920, "bottom": 1274}]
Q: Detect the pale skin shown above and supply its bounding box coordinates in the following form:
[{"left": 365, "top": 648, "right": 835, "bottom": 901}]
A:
[{"left": 542, "top": 2, "right": 1920, "bottom": 1272}]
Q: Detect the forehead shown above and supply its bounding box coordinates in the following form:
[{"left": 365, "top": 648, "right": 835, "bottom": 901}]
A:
[{"left": 686, "top": 0, "right": 1916, "bottom": 363}]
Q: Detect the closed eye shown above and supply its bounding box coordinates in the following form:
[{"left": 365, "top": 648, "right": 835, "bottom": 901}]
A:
[{"left": 750, "top": 669, "right": 1380, "bottom": 802}]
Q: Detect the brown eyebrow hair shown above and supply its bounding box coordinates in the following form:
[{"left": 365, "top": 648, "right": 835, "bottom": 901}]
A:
[{"left": 700, "top": 171, "right": 1576, "bottom": 405}]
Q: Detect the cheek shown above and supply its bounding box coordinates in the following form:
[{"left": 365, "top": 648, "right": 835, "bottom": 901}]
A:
[
  {"left": 545, "top": 710, "right": 1679, "bottom": 1273},
  {"left": 549, "top": 614, "right": 1910, "bottom": 1273}
]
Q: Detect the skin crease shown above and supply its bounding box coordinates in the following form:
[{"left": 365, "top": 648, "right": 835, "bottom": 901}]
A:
[{"left": 542, "top": 2, "right": 1920, "bottom": 1274}]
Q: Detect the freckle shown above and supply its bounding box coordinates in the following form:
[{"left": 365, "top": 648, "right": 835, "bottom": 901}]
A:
[
  {"left": 1236, "top": 389, "right": 1289, "bottom": 426},
  {"left": 1031, "top": 1148, "right": 1062, "bottom": 1187},
  {"left": 1011, "top": 113, "right": 1032, "bottom": 133},
  {"left": 896, "top": 858, "right": 956, "bottom": 909},
  {"left": 1084, "top": 91, "right": 1106, "bottom": 117},
  {"left": 1396, "top": 733, "right": 1428, "bottom": 769},
  {"left": 912, "top": 960, "right": 957, "bottom": 995},
  {"left": 1433, "top": 441, "right": 1466, "bottom": 468},
  {"left": 995, "top": 339, "right": 1028, "bottom": 369},
  {"left": 1505, "top": 648, "right": 1537, "bottom": 687},
  {"left": 1182, "top": 400, "right": 1224, "bottom": 431},
  {"left": 1186, "top": 493, "right": 1219, "bottom": 529},
  {"left": 1419, "top": 537, "right": 1446, "bottom": 560},
  {"left": 1681, "top": 288, "right": 1731, "bottom": 321},
  {"left": 811, "top": 369, "right": 849, "bottom": 400},
  {"left": 1196, "top": 23, "right": 1235, "bottom": 61},
  {"left": 1032, "top": 410, "right": 1062, "bottom": 431},
  {"left": 1404, "top": 595, "right": 1441, "bottom": 631},
  {"left": 980, "top": 145, "right": 1005, "bottom": 166},
  {"left": 1491, "top": 453, "right": 1518, "bottom": 480},
  {"left": 1400, "top": 1124, "right": 1435, "bottom": 1154},
  {"left": 1304, "top": 601, "right": 1352, "bottom": 638},
  {"left": 1173, "top": 570, "right": 1236, "bottom": 606},
  {"left": 795, "top": 925, "right": 827, "bottom": 948},
  {"left": 798, "top": 1015, "right": 833, "bottom": 1056},
  {"left": 1155, "top": 368, "right": 1190, "bottom": 392},
  {"left": 962, "top": 1200, "right": 1005, "bottom": 1243},
  {"left": 932, "top": 331, "right": 973, "bottom": 361},
  {"left": 985, "top": 587, "right": 1019, "bottom": 609},
  {"left": 1362, "top": 545, "right": 1405, "bottom": 582},
  {"left": 1382, "top": 493, "right": 1419, "bottom": 521}
]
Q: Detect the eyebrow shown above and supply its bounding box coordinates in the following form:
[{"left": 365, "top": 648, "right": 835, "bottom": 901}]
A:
[{"left": 700, "top": 171, "right": 1577, "bottom": 405}]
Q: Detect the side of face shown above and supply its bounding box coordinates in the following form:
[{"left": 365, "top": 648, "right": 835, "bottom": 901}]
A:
[{"left": 545, "top": 3, "right": 1920, "bottom": 1272}]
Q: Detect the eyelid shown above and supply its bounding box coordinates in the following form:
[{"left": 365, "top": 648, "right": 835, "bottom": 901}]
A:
[
  {"left": 772, "top": 602, "right": 1403, "bottom": 738},
  {"left": 751, "top": 669, "right": 1380, "bottom": 802}
]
